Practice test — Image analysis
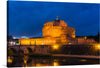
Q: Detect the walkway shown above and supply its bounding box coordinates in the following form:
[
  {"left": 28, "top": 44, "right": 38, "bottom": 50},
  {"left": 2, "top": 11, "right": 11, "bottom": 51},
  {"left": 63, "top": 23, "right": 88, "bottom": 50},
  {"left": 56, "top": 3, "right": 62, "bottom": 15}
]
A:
[{"left": 53, "top": 54, "right": 100, "bottom": 59}]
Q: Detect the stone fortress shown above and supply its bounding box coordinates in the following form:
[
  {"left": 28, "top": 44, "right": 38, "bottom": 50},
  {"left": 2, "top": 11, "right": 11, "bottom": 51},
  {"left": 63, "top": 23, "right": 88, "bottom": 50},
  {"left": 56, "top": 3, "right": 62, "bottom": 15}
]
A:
[{"left": 19, "top": 17, "right": 97, "bottom": 45}]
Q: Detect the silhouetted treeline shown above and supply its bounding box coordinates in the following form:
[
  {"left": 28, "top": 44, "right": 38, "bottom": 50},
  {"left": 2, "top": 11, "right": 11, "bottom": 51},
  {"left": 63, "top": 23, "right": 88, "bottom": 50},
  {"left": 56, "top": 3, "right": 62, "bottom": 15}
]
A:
[
  {"left": 7, "top": 35, "right": 19, "bottom": 43},
  {"left": 7, "top": 35, "right": 13, "bottom": 41},
  {"left": 76, "top": 32, "right": 100, "bottom": 43},
  {"left": 87, "top": 32, "right": 100, "bottom": 43}
]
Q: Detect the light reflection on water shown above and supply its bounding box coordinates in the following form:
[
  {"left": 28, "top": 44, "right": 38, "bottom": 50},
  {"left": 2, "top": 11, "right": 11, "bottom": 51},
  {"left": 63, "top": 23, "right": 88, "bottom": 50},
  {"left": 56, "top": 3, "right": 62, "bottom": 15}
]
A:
[
  {"left": 7, "top": 56, "right": 13, "bottom": 63},
  {"left": 7, "top": 55, "right": 99, "bottom": 67},
  {"left": 80, "top": 59, "right": 87, "bottom": 62},
  {"left": 53, "top": 62, "right": 59, "bottom": 66}
]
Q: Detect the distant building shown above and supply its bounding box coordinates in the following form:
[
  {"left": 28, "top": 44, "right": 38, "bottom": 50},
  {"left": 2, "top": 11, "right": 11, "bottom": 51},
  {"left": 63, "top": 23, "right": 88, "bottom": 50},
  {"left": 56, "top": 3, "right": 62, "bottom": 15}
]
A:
[
  {"left": 76, "top": 36, "right": 97, "bottom": 45},
  {"left": 7, "top": 36, "right": 19, "bottom": 45},
  {"left": 19, "top": 17, "right": 97, "bottom": 45}
]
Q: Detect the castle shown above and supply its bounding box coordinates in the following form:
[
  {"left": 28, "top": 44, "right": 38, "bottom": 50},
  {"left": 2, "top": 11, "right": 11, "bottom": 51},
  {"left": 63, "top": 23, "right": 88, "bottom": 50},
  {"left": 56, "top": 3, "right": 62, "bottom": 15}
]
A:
[{"left": 19, "top": 17, "right": 97, "bottom": 45}]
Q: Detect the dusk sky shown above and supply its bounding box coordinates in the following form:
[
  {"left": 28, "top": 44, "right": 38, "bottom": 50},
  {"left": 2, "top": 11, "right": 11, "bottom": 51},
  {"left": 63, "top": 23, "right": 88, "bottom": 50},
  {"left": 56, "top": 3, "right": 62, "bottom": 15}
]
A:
[{"left": 8, "top": 1, "right": 99, "bottom": 38}]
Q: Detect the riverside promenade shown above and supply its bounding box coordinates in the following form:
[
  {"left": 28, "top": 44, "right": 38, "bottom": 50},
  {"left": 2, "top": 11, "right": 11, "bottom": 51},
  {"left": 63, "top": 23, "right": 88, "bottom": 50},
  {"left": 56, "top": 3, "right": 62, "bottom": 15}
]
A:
[{"left": 53, "top": 54, "right": 100, "bottom": 59}]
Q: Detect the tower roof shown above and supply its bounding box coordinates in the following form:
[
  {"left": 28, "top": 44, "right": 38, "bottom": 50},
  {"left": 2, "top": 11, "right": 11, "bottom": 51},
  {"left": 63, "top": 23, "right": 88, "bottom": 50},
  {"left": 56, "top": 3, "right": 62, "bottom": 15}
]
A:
[
  {"left": 56, "top": 16, "right": 58, "bottom": 20},
  {"left": 53, "top": 16, "right": 61, "bottom": 26}
]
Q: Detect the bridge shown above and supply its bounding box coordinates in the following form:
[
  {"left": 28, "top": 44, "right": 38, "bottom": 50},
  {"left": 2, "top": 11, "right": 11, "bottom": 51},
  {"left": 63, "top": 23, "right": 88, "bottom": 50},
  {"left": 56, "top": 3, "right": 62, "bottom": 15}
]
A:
[
  {"left": 7, "top": 45, "right": 100, "bottom": 59},
  {"left": 8, "top": 45, "right": 50, "bottom": 55}
]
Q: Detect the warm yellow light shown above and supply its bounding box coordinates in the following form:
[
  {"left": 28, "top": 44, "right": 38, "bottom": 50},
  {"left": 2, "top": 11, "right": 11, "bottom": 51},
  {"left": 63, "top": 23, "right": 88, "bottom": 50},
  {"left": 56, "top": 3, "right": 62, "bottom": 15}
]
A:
[
  {"left": 52, "top": 44, "right": 59, "bottom": 49},
  {"left": 24, "top": 60, "right": 27, "bottom": 64},
  {"left": 53, "top": 62, "right": 59, "bottom": 66},
  {"left": 94, "top": 44, "right": 100, "bottom": 50},
  {"left": 7, "top": 57, "right": 13, "bottom": 63},
  {"left": 36, "top": 63, "right": 41, "bottom": 66},
  {"left": 97, "top": 44, "right": 100, "bottom": 48},
  {"left": 80, "top": 59, "right": 87, "bottom": 62},
  {"left": 96, "top": 44, "right": 100, "bottom": 49}
]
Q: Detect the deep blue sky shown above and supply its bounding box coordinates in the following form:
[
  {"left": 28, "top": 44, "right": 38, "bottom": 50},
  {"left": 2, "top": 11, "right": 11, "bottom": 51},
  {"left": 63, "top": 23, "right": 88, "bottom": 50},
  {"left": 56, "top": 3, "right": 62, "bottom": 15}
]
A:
[{"left": 8, "top": 1, "right": 99, "bottom": 38}]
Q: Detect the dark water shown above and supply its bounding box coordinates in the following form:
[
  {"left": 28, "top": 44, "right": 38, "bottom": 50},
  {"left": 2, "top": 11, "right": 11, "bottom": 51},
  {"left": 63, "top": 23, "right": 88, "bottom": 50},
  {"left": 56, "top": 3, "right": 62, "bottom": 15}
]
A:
[{"left": 7, "top": 55, "right": 100, "bottom": 67}]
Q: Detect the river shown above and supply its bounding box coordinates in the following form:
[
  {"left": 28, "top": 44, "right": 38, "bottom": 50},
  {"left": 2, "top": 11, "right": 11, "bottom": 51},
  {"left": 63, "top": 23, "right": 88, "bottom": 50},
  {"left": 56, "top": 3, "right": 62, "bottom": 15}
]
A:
[{"left": 7, "top": 55, "right": 99, "bottom": 67}]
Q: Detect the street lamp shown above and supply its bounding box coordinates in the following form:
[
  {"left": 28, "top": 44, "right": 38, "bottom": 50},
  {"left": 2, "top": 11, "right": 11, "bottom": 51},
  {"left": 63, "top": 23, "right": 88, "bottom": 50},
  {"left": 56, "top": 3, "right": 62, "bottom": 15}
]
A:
[
  {"left": 95, "top": 44, "right": 100, "bottom": 50},
  {"left": 52, "top": 44, "right": 59, "bottom": 50},
  {"left": 93, "top": 44, "right": 100, "bottom": 56}
]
